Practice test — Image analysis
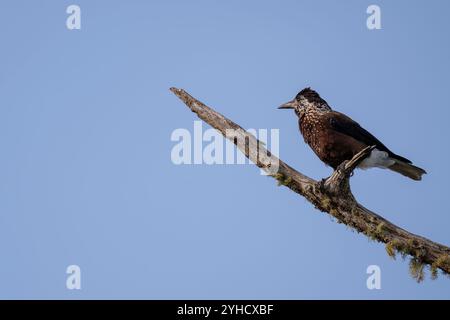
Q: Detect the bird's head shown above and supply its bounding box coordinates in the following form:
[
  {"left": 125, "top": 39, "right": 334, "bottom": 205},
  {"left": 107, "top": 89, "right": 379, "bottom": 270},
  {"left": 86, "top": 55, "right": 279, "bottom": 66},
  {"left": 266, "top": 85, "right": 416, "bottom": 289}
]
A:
[{"left": 278, "top": 87, "right": 331, "bottom": 116}]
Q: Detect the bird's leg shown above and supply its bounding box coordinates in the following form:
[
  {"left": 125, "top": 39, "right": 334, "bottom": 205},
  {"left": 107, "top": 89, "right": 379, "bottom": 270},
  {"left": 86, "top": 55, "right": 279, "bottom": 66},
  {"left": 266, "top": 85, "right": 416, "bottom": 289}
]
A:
[
  {"left": 344, "top": 146, "right": 376, "bottom": 173},
  {"left": 337, "top": 161, "right": 349, "bottom": 174},
  {"left": 323, "top": 147, "right": 375, "bottom": 196}
]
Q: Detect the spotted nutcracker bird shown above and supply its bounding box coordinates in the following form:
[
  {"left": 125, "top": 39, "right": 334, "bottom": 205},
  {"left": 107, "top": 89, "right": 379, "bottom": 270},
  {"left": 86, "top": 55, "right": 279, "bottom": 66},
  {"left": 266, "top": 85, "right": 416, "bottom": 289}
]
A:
[{"left": 278, "top": 88, "right": 426, "bottom": 180}]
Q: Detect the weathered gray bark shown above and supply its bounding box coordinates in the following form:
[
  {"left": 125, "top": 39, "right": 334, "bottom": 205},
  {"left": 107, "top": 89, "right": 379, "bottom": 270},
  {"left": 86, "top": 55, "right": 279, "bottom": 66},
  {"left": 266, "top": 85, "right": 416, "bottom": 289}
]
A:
[{"left": 170, "top": 87, "right": 450, "bottom": 281}]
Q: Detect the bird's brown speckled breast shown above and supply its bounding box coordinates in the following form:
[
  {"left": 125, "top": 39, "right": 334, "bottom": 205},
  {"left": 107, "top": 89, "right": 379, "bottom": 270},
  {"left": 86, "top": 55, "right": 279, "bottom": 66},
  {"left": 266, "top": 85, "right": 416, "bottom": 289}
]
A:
[
  {"left": 299, "top": 108, "right": 355, "bottom": 168},
  {"left": 299, "top": 110, "right": 323, "bottom": 151}
]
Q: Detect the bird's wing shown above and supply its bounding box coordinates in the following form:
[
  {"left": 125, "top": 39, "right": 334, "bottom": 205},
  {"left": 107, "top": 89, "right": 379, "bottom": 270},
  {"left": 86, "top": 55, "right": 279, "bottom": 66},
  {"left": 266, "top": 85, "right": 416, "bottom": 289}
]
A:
[{"left": 326, "top": 111, "right": 412, "bottom": 164}]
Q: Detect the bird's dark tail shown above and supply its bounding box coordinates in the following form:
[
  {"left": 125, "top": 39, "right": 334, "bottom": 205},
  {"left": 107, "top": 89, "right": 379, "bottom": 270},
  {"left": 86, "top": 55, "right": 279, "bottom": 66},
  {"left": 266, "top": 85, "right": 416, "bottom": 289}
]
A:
[{"left": 388, "top": 160, "right": 427, "bottom": 181}]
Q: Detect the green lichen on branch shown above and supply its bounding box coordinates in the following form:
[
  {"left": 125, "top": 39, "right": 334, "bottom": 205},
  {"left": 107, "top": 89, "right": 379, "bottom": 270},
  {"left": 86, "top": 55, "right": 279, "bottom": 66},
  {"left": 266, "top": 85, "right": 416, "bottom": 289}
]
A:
[
  {"left": 431, "top": 254, "right": 450, "bottom": 280},
  {"left": 385, "top": 239, "right": 404, "bottom": 259},
  {"left": 409, "top": 258, "right": 425, "bottom": 283},
  {"left": 383, "top": 239, "right": 450, "bottom": 281},
  {"left": 365, "top": 222, "right": 389, "bottom": 242},
  {"left": 375, "top": 222, "right": 387, "bottom": 237},
  {"left": 272, "top": 173, "right": 293, "bottom": 187}
]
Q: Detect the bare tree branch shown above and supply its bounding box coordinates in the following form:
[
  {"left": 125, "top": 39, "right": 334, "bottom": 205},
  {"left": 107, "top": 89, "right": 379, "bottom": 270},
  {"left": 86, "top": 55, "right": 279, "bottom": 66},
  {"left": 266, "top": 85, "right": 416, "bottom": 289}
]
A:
[{"left": 170, "top": 87, "right": 450, "bottom": 281}]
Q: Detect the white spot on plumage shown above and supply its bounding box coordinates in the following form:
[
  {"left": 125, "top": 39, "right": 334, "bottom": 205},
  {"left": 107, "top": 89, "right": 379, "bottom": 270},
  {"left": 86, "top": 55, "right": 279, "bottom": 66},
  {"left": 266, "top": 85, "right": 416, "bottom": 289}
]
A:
[{"left": 358, "top": 148, "right": 395, "bottom": 170}]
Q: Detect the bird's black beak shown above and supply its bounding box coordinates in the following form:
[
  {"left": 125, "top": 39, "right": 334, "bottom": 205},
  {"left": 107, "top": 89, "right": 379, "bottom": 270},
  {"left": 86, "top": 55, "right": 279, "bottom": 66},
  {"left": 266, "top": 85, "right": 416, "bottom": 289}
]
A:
[{"left": 278, "top": 100, "right": 296, "bottom": 109}]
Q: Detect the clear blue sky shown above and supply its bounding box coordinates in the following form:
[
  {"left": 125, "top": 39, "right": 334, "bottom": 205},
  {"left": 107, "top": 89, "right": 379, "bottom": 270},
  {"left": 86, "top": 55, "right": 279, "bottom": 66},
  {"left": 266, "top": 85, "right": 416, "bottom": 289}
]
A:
[{"left": 0, "top": 0, "right": 449, "bottom": 299}]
